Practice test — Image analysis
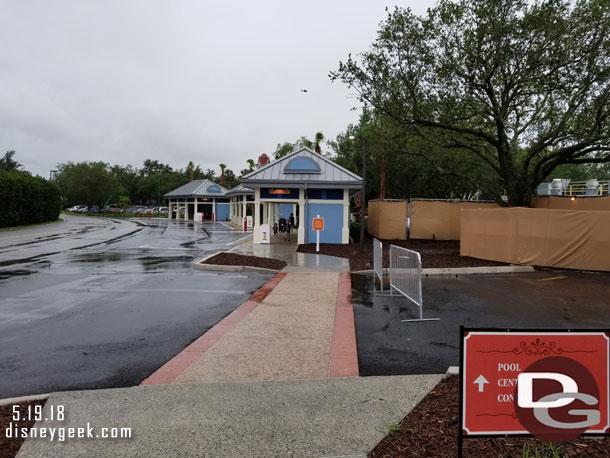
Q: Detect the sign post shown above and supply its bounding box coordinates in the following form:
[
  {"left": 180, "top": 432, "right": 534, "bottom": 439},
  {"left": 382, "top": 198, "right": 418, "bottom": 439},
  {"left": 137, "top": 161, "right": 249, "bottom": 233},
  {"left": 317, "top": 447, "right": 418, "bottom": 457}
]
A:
[
  {"left": 312, "top": 215, "right": 324, "bottom": 252},
  {"left": 459, "top": 327, "right": 610, "bottom": 456}
]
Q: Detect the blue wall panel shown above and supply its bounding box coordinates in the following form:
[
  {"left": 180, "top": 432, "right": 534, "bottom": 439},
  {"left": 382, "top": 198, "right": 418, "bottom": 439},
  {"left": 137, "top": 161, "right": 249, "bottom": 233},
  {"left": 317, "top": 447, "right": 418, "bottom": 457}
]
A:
[
  {"left": 306, "top": 203, "right": 343, "bottom": 244},
  {"left": 215, "top": 203, "right": 230, "bottom": 221}
]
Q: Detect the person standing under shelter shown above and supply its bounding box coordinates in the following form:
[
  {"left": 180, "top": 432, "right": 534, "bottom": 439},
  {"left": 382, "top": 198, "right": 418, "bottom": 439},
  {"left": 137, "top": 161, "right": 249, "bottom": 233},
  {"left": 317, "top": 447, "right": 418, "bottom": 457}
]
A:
[{"left": 285, "top": 219, "right": 291, "bottom": 241}]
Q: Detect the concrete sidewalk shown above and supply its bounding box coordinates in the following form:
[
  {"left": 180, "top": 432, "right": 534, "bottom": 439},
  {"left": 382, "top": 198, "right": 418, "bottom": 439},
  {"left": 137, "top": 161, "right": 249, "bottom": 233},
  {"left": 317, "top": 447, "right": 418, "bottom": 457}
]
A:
[
  {"left": 142, "top": 243, "right": 358, "bottom": 385},
  {"left": 17, "top": 375, "right": 443, "bottom": 458}
]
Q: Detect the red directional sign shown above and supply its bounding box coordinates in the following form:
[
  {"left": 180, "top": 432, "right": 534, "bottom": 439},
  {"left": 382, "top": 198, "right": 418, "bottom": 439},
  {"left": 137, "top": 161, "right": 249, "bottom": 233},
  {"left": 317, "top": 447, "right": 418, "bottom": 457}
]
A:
[
  {"left": 460, "top": 329, "right": 610, "bottom": 437},
  {"left": 312, "top": 218, "right": 324, "bottom": 231}
]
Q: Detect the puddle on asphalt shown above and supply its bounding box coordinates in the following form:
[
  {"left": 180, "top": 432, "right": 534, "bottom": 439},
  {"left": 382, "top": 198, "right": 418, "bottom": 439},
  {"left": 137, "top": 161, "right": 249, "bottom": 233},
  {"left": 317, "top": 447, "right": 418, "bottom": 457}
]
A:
[
  {"left": 180, "top": 236, "right": 209, "bottom": 248},
  {"left": 0, "top": 269, "right": 35, "bottom": 280},
  {"left": 138, "top": 255, "right": 193, "bottom": 266},
  {"left": 7, "top": 234, "right": 65, "bottom": 248},
  {"left": 69, "top": 252, "right": 193, "bottom": 272},
  {"left": 72, "top": 252, "right": 127, "bottom": 263},
  {"left": 351, "top": 273, "right": 409, "bottom": 315}
]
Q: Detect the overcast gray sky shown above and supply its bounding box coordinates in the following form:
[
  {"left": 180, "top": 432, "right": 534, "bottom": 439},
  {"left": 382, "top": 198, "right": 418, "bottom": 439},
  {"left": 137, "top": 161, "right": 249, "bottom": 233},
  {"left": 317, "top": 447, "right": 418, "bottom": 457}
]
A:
[{"left": 0, "top": 0, "right": 435, "bottom": 178}]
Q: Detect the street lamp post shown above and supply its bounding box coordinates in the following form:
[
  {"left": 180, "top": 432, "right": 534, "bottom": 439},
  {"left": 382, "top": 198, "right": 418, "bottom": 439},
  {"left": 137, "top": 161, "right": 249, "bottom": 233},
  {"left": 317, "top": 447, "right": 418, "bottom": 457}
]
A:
[{"left": 349, "top": 135, "right": 367, "bottom": 253}]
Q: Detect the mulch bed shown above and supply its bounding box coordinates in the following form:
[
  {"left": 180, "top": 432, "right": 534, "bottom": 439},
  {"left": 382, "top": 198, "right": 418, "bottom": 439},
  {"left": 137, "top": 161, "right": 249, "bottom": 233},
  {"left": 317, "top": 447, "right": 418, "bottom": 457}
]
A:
[
  {"left": 297, "top": 238, "right": 506, "bottom": 271},
  {"left": 203, "top": 252, "right": 287, "bottom": 271},
  {"left": 1, "top": 400, "right": 47, "bottom": 458},
  {"left": 370, "top": 376, "right": 610, "bottom": 458}
]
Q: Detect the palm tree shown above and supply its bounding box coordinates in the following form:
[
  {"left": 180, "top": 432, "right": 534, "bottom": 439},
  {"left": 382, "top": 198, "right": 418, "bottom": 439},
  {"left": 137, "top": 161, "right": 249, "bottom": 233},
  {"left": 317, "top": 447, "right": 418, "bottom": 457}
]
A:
[
  {"left": 314, "top": 132, "right": 324, "bottom": 154},
  {"left": 219, "top": 163, "right": 227, "bottom": 187},
  {"left": 187, "top": 161, "right": 194, "bottom": 182}
]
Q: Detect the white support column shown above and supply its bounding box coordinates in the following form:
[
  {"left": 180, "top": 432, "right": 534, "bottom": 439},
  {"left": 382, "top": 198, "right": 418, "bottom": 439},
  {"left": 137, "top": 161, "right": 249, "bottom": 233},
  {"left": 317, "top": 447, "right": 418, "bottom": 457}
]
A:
[
  {"left": 212, "top": 198, "right": 216, "bottom": 222},
  {"left": 262, "top": 201, "right": 268, "bottom": 225},
  {"left": 253, "top": 188, "right": 261, "bottom": 243},
  {"left": 342, "top": 188, "right": 350, "bottom": 244},
  {"left": 183, "top": 198, "right": 188, "bottom": 221},
  {"left": 242, "top": 197, "right": 247, "bottom": 231},
  {"left": 267, "top": 202, "right": 273, "bottom": 227},
  {"left": 297, "top": 188, "right": 305, "bottom": 244},
  {"left": 274, "top": 203, "right": 279, "bottom": 224},
  {"left": 168, "top": 200, "right": 173, "bottom": 220}
]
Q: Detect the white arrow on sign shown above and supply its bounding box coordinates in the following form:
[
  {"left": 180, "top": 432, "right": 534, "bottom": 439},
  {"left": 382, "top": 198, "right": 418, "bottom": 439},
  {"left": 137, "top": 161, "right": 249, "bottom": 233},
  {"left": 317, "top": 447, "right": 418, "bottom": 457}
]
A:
[{"left": 474, "top": 375, "right": 489, "bottom": 392}]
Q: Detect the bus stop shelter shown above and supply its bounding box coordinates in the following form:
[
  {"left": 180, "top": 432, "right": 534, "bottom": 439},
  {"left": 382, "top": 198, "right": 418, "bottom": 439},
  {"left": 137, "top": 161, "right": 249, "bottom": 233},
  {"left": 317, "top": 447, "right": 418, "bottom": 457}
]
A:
[
  {"left": 227, "top": 183, "right": 255, "bottom": 230},
  {"left": 164, "top": 179, "right": 230, "bottom": 222},
  {"left": 240, "top": 147, "right": 362, "bottom": 244}
]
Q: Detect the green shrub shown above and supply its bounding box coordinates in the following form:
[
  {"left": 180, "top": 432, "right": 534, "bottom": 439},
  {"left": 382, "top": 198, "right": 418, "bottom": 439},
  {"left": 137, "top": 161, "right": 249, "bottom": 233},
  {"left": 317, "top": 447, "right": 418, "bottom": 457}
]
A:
[{"left": 0, "top": 170, "right": 61, "bottom": 228}]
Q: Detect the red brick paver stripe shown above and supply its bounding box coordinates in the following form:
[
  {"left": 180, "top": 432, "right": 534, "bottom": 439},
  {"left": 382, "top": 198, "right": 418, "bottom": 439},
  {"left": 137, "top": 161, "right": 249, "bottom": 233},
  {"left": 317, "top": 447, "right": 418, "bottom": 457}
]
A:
[
  {"left": 328, "top": 272, "right": 359, "bottom": 377},
  {"left": 140, "top": 272, "right": 287, "bottom": 385}
]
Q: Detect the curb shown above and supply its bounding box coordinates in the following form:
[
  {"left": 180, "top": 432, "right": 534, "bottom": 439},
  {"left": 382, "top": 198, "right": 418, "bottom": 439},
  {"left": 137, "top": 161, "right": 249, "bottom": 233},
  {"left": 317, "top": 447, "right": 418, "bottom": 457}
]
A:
[
  {"left": 193, "top": 252, "right": 280, "bottom": 274},
  {"left": 0, "top": 393, "right": 49, "bottom": 408},
  {"left": 194, "top": 263, "right": 279, "bottom": 274},
  {"left": 422, "top": 265, "right": 534, "bottom": 276},
  {"left": 140, "top": 272, "right": 288, "bottom": 385},
  {"left": 328, "top": 273, "right": 359, "bottom": 378},
  {"left": 352, "top": 265, "right": 535, "bottom": 276}
]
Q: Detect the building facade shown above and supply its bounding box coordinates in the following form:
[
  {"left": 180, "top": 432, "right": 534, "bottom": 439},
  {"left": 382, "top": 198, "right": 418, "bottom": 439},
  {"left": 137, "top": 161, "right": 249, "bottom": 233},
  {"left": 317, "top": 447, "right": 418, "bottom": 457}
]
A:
[
  {"left": 240, "top": 147, "right": 362, "bottom": 244},
  {"left": 164, "top": 179, "right": 230, "bottom": 221}
]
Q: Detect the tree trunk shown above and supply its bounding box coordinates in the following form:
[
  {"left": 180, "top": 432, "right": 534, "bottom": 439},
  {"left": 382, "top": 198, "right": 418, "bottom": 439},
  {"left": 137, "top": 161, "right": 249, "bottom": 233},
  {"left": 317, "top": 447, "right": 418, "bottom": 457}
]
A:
[{"left": 380, "top": 154, "right": 386, "bottom": 201}]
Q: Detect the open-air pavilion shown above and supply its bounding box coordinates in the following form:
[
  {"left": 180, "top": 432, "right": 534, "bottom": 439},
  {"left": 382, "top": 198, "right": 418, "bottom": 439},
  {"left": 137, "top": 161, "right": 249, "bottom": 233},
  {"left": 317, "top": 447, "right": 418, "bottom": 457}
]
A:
[
  {"left": 164, "top": 179, "right": 230, "bottom": 222},
  {"left": 240, "top": 147, "right": 362, "bottom": 244},
  {"left": 226, "top": 183, "right": 255, "bottom": 230}
]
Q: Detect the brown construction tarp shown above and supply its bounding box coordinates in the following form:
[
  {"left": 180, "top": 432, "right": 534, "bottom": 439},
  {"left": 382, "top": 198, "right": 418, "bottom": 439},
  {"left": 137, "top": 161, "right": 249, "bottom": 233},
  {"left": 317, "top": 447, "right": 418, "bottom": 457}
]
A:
[
  {"left": 367, "top": 201, "right": 407, "bottom": 240},
  {"left": 531, "top": 196, "right": 610, "bottom": 211},
  {"left": 410, "top": 201, "right": 498, "bottom": 240},
  {"left": 460, "top": 207, "right": 610, "bottom": 272}
]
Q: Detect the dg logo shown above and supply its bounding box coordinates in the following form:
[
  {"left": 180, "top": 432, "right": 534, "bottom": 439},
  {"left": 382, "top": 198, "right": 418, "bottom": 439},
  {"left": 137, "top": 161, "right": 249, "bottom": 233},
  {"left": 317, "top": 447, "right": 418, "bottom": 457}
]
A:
[{"left": 514, "top": 356, "right": 601, "bottom": 441}]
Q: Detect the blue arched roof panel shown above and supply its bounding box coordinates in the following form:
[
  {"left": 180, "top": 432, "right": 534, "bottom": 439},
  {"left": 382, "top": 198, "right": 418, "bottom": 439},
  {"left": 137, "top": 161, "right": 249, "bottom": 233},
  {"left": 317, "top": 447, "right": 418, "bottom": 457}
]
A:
[{"left": 284, "top": 156, "right": 321, "bottom": 173}]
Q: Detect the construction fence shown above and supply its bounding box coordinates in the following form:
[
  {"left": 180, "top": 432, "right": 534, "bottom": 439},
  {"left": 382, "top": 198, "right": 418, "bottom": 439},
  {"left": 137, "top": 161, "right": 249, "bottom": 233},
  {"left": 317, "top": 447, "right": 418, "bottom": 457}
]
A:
[
  {"left": 460, "top": 207, "right": 610, "bottom": 272},
  {"left": 367, "top": 199, "right": 499, "bottom": 241},
  {"left": 531, "top": 196, "right": 610, "bottom": 211}
]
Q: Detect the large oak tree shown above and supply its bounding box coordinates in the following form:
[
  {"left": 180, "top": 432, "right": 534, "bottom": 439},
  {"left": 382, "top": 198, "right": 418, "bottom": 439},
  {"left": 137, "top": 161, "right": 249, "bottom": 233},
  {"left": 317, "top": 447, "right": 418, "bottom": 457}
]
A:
[{"left": 331, "top": 0, "right": 610, "bottom": 205}]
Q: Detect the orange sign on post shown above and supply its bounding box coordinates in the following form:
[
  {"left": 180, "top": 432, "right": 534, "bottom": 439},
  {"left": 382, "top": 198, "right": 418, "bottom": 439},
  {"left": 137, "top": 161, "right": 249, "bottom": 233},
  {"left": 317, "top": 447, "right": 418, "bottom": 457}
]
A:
[{"left": 313, "top": 218, "right": 324, "bottom": 231}]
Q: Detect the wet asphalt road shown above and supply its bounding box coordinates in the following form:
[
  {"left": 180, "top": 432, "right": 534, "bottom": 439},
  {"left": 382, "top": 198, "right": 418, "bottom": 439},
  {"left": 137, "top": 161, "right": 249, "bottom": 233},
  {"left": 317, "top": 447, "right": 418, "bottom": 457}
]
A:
[
  {"left": 352, "top": 270, "right": 610, "bottom": 376},
  {"left": 0, "top": 215, "right": 267, "bottom": 398}
]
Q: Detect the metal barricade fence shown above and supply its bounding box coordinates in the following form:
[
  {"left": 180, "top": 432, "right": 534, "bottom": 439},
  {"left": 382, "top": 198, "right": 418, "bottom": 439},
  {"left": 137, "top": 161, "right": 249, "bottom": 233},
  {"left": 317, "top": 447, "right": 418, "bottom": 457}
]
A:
[
  {"left": 373, "top": 238, "right": 383, "bottom": 293},
  {"left": 389, "top": 244, "right": 439, "bottom": 322}
]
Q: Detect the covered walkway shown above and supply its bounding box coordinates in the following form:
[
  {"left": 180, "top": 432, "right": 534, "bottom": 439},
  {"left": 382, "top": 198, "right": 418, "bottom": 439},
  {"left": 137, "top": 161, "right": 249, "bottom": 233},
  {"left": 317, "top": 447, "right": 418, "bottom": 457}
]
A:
[{"left": 164, "top": 179, "right": 230, "bottom": 222}]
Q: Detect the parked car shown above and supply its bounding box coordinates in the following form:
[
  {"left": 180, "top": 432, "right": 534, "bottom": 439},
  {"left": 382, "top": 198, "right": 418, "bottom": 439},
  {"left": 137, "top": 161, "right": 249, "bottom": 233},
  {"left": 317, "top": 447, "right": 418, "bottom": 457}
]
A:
[
  {"left": 90, "top": 206, "right": 99, "bottom": 213},
  {"left": 159, "top": 207, "right": 169, "bottom": 213},
  {"left": 75, "top": 205, "right": 88, "bottom": 213}
]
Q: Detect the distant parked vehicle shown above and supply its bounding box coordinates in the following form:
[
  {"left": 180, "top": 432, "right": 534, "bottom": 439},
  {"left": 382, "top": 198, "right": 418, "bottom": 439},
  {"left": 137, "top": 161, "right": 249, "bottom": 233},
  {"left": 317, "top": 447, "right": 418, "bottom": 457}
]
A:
[
  {"left": 75, "top": 205, "right": 88, "bottom": 213},
  {"left": 159, "top": 206, "right": 169, "bottom": 213},
  {"left": 90, "top": 206, "right": 99, "bottom": 213}
]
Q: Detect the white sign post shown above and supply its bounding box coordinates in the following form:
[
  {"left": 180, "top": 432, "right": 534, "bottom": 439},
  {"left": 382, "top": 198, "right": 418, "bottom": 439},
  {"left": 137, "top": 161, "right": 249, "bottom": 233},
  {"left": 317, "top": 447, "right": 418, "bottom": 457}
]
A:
[{"left": 312, "top": 214, "right": 324, "bottom": 252}]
